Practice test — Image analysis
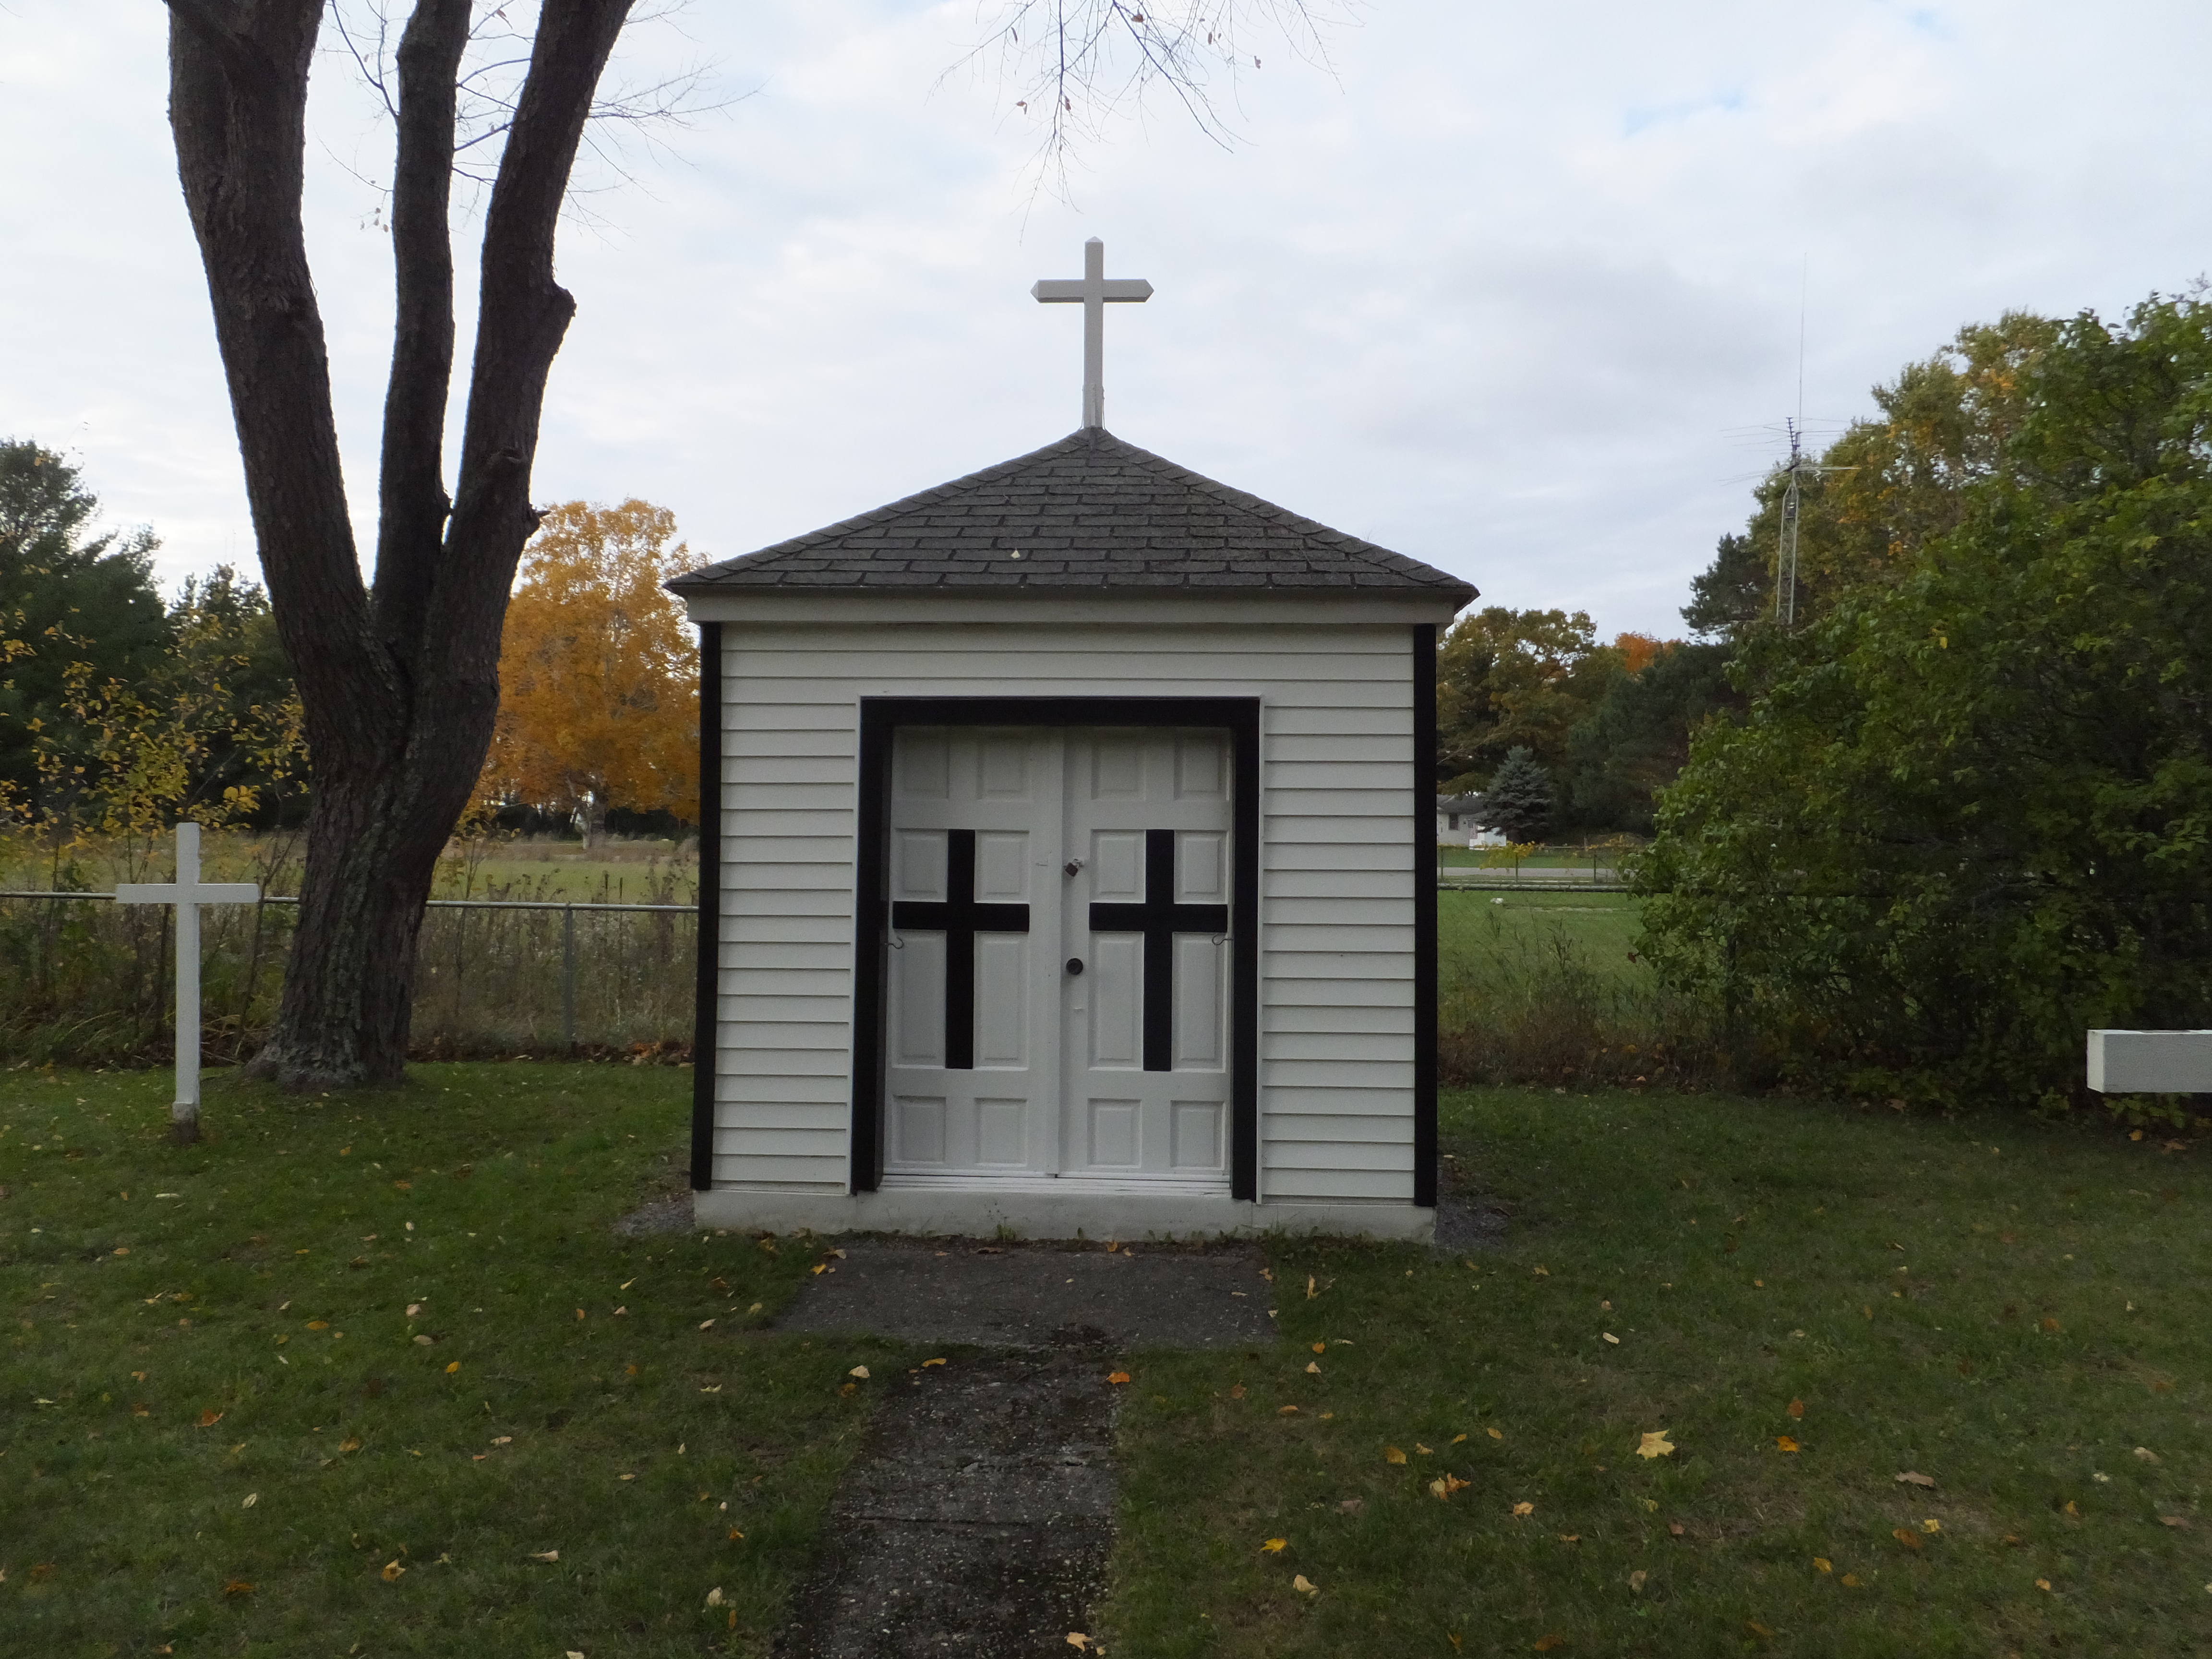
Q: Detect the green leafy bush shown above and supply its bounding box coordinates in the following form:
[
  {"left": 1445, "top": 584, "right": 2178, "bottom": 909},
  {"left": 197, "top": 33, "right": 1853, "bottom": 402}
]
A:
[{"left": 1637, "top": 294, "right": 2212, "bottom": 1107}]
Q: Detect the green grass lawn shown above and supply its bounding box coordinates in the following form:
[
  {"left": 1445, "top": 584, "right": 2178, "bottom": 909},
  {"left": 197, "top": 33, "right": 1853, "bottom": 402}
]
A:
[
  {"left": 0, "top": 1063, "right": 883, "bottom": 1658},
  {"left": 1106, "top": 1087, "right": 2212, "bottom": 1656},
  {"left": 1439, "top": 890, "right": 1649, "bottom": 991},
  {"left": 8, "top": 1066, "right": 2207, "bottom": 1656}
]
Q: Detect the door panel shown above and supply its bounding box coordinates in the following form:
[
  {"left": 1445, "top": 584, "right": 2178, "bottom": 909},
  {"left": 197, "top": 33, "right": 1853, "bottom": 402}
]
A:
[
  {"left": 881, "top": 728, "right": 1058, "bottom": 1178},
  {"left": 881, "top": 724, "right": 1232, "bottom": 1190},
  {"left": 1061, "top": 730, "right": 1234, "bottom": 1188}
]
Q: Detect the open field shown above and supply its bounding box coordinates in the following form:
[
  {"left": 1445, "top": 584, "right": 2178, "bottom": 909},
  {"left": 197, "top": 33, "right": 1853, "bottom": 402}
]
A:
[
  {"left": 6, "top": 1066, "right": 2205, "bottom": 1656},
  {"left": 1438, "top": 844, "right": 1635, "bottom": 872}
]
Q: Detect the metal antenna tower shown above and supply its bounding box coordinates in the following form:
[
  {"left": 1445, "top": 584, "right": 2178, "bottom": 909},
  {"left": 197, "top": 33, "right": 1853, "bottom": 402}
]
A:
[{"left": 1771, "top": 418, "right": 1859, "bottom": 626}]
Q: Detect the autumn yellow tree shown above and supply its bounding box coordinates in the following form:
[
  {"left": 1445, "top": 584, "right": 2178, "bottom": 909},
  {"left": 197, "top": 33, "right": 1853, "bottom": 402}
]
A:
[{"left": 478, "top": 500, "right": 698, "bottom": 844}]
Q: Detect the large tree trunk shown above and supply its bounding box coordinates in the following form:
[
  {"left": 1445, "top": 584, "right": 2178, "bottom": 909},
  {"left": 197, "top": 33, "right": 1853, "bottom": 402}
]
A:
[{"left": 165, "top": 0, "right": 633, "bottom": 1087}]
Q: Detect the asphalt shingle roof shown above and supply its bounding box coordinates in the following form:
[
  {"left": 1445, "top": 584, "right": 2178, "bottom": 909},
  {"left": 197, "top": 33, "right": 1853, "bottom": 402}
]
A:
[{"left": 668, "top": 428, "right": 1476, "bottom": 601}]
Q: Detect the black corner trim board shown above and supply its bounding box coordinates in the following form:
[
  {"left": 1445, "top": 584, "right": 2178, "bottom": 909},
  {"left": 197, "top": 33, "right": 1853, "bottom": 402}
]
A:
[
  {"left": 1412, "top": 624, "right": 1440, "bottom": 1210},
  {"left": 853, "top": 697, "right": 1263, "bottom": 1200},
  {"left": 690, "top": 622, "right": 723, "bottom": 1190}
]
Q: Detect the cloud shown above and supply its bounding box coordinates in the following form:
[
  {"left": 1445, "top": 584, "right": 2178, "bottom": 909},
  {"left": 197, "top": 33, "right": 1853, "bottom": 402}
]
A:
[{"left": 4, "top": 0, "right": 2212, "bottom": 640}]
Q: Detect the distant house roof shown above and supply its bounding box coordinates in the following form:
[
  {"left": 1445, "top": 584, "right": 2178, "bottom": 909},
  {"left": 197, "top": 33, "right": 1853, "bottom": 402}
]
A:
[
  {"left": 668, "top": 428, "right": 1477, "bottom": 602},
  {"left": 1436, "top": 794, "right": 1485, "bottom": 812}
]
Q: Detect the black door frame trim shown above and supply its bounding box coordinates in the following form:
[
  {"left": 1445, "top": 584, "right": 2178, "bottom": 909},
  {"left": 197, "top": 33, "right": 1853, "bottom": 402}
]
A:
[
  {"left": 852, "top": 696, "right": 1262, "bottom": 1199},
  {"left": 690, "top": 622, "right": 723, "bottom": 1190}
]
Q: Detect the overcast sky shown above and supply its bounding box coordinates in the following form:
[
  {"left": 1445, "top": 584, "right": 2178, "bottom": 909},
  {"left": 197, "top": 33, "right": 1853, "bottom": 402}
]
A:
[{"left": 5, "top": 1, "right": 2210, "bottom": 639}]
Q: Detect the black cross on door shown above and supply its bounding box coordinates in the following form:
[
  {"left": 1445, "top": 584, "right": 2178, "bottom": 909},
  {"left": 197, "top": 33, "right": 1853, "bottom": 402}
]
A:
[
  {"left": 889, "top": 828, "right": 1030, "bottom": 1070},
  {"left": 1088, "top": 829, "right": 1228, "bottom": 1073}
]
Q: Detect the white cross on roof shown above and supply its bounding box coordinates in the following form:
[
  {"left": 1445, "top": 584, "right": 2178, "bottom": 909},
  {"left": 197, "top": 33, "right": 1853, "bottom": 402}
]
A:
[{"left": 1032, "top": 237, "right": 1152, "bottom": 431}]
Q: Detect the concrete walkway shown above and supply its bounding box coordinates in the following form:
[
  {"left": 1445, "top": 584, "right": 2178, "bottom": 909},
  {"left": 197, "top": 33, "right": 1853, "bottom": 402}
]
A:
[{"left": 771, "top": 1241, "right": 1273, "bottom": 1659}]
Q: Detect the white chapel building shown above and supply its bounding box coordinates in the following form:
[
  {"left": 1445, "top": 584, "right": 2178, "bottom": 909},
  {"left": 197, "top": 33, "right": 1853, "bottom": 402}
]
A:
[{"left": 670, "top": 241, "right": 1476, "bottom": 1241}]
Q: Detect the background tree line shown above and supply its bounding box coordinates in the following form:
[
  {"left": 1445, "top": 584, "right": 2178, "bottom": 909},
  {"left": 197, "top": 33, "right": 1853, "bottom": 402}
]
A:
[
  {"left": 0, "top": 440, "right": 697, "bottom": 855},
  {"left": 1434, "top": 608, "right": 1737, "bottom": 837}
]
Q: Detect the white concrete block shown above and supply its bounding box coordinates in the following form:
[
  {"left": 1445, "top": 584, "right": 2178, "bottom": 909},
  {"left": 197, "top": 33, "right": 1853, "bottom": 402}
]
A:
[
  {"left": 691, "top": 1185, "right": 1435, "bottom": 1242},
  {"left": 2085, "top": 1029, "right": 2212, "bottom": 1093}
]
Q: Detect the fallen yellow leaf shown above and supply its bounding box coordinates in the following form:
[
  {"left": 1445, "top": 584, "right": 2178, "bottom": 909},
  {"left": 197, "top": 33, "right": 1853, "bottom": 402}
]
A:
[
  {"left": 197, "top": 1409, "right": 223, "bottom": 1427},
  {"left": 1602, "top": 1333, "right": 1620, "bottom": 1345},
  {"left": 1628, "top": 1569, "right": 1647, "bottom": 1592},
  {"left": 848, "top": 1366, "right": 870, "bottom": 1380},
  {"left": 1813, "top": 1557, "right": 1831, "bottom": 1574},
  {"left": 1384, "top": 1446, "right": 1407, "bottom": 1464},
  {"left": 1488, "top": 1427, "right": 1503, "bottom": 1440},
  {"left": 2063, "top": 1500, "right": 2079, "bottom": 1515},
  {"left": 1291, "top": 1575, "right": 1318, "bottom": 1596},
  {"left": 1067, "top": 1637, "right": 1092, "bottom": 1652},
  {"left": 1513, "top": 1502, "right": 1535, "bottom": 1517},
  {"left": 306, "top": 1321, "right": 328, "bottom": 1331},
  {"left": 705, "top": 1587, "right": 726, "bottom": 1607},
  {"left": 1776, "top": 1436, "right": 1799, "bottom": 1453},
  {"left": 923, "top": 1358, "right": 947, "bottom": 1367},
  {"left": 1106, "top": 1371, "right": 1131, "bottom": 1385},
  {"left": 445, "top": 1361, "right": 460, "bottom": 1374},
  {"left": 1921, "top": 1518, "right": 1941, "bottom": 1534},
  {"left": 1276, "top": 1404, "right": 1299, "bottom": 1415},
  {"left": 1637, "top": 1431, "right": 1674, "bottom": 1459},
  {"left": 529, "top": 1551, "right": 559, "bottom": 1562},
  {"left": 2035, "top": 1577, "right": 2052, "bottom": 1592},
  {"left": 381, "top": 1560, "right": 405, "bottom": 1581},
  {"left": 1306, "top": 1275, "right": 1318, "bottom": 1299},
  {"left": 1841, "top": 1574, "right": 1862, "bottom": 1587},
  {"left": 1261, "top": 1538, "right": 1287, "bottom": 1553},
  {"left": 1891, "top": 1528, "right": 1922, "bottom": 1551},
  {"left": 1558, "top": 1533, "right": 1580, "bottom": 1543},
  {"left": 1894, "top": 1471, "right": 1936, "bottom": 1488},
  {"left": 1451, "top": 1433, "right": 1467, "bottom": 1444},
  {"left": 241, "top": 1493, "right": 258, "bottom": 1508},
  {"left": 1305, "top": 1361, "right": 1321, "bottom": 1374},
  {"left": 1416, "top": 1443, "right": 1432, "bottom": 1455}
]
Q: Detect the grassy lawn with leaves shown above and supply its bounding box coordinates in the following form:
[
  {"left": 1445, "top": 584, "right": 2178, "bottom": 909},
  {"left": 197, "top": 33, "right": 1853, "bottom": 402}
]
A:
[
  {"left": 0, "top": 1063, "right": 887, "bottom": 1659},
  {"left": 9, "top": 1066, "right": 2209, "bottom": 1657},
  {"left": 1106, "top": 1087, "right": 2212, "bottom": 1656}
]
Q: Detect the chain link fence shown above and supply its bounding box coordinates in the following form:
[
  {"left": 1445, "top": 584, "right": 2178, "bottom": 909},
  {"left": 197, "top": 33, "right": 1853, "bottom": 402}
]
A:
[{"left": 0, "top": 891, "right": 696, "bottom": 1066}]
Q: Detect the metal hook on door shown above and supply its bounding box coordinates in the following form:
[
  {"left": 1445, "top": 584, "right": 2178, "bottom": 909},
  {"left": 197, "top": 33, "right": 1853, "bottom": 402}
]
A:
[{"left": 887, "top": 930, "right": 904, "bottom": 950}]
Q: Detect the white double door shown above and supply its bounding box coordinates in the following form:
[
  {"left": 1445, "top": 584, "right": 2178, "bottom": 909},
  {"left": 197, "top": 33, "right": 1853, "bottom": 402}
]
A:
[{"left": 882, "top": 725, "right": 1233, "bottom": 1189}]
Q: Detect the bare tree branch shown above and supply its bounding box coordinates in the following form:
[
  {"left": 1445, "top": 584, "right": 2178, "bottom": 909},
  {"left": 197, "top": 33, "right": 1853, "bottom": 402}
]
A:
[
  {"left": 947, "top": 0, "right": 1355, "bottom": 201},
  {"left": 368, "top": 0, "right": 469, "bottom": 666}
]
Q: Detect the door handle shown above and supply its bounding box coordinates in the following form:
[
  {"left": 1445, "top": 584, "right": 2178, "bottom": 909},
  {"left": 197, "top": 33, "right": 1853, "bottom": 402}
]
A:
[{"left": 1065, "top": 957, "right": 1084, "bottom": 976}]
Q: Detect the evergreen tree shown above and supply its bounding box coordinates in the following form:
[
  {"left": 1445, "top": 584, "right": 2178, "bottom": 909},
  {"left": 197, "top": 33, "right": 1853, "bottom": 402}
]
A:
[
  {"left": 1479, "top": 746, "right": 1555, "bottom": 843},
  {"left": 0, "top": 441, "right": 169, "bottom": 809}
]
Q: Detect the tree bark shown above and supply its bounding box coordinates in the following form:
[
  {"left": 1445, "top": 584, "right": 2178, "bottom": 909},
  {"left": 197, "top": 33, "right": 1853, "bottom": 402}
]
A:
[{"left": 166, "top": 0, "right": 634, "bottom": 1087}]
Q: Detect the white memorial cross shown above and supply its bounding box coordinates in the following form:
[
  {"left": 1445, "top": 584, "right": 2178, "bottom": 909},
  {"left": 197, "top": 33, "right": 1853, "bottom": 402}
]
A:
[
  {"left": 117, "top": 822, "right": 260, "bottom": 1138},
  {"left": 1033, "top": 236, "right": 1153, "bottom": 430}
]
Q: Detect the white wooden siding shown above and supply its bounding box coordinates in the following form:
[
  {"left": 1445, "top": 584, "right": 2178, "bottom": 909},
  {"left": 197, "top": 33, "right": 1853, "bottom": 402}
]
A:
[{"left": 710, "top": 622, "right": 1418, "bottom": 1202}]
